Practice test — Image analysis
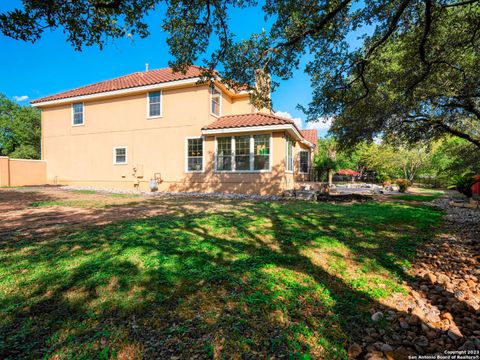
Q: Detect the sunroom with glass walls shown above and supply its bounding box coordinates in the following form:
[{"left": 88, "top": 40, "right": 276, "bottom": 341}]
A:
[{"left": 214, "top": 134, "right": 272, "bottom": 172}]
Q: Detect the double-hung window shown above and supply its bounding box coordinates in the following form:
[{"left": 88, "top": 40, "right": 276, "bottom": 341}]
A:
[
  {"left": 148, "top": 91, "right": 162, "bottom": 117},
  {"left": 215, "top": 135, "right": 271, "bottom": 172},
  {"left": 299, "top": 151, "right": 310, "bottom": 174},
  {"left": 216, "top": 137, "right": 232, "bottom": 171},
  {"left": 114, "top": 147, "right": 127, "bottom": 165},
  {"left": 254, "top": 134, "right": 270, "bottom": 170},
  {"left": 210, "top": 86, "right": 221, "bottom": 116},
  {"left": 72, "top": 103, "right": 84, "bottom": 126},
  {"left": 235, "top": 136, "right": 250, "bottom": 171},
  {"left": 186, "top": 138, "right": 204, "bottom": 172},
  {"left": 286, "top": 138, "right": 294, "bottom": 172}
]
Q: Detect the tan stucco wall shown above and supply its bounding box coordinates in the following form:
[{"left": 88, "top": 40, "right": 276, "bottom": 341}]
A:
[
  {"left": 0, "top": 157, "right": 47, "bottom": 186},
  {"left": 231, "top": 97, "right": 254, "bottom": 115},
  {"left": 166, "top": 131, "right": 292, "bottom": 194},
  {"left": 0, "top": 157, "right": 9, "bottom": 187},
  {"left": 40, "top": 82, "right": 307, "bottom": 195},
  {"left": 294, "top": 142, "right": 314, "bottom": 183}
]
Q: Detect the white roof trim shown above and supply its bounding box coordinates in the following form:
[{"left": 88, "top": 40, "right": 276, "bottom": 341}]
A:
[
  {"left": 31, "top": 77, "right": 202, "bottom": 107},
  {"left": 202, "top": 124, "right": 315, "bottom": 148}
]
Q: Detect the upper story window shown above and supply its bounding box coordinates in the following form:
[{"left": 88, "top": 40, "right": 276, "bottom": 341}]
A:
[
  {"left": 113, "top": 147, "right": 127, "bottom": 165},
  {"left": 186, "top": 138, "right": 204, "bottom": 172},
  {"left": 72, "top": 103, "right": 84, "bottom": 126},
  {"left": 216, "top": 135, "right": 271, "bottom": 172},
  {"left": 299, "top": 150, "right": 310, "bottom": 174},
  {"left": 286, "top": 138, "right": 294, "bottom": 172},
  {"left": 148, "top": 91, "right": 162, "bottom": 118},
  {"left": 210, "top": 86, "right": 221, "bottom": 117}
]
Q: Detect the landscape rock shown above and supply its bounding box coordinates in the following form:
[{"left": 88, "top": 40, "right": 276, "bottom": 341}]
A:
[
  {"left": 347, "top": 193, "right": 480, "bottom": 357},
  {"left": 347, "top": 343, "right": 363, "bottom": 359},
  {"left": 371, "top": 312, "right": 384, "bottom": 322},
  {"left": 447, "top": 327, "right": 463, "bottom": 341}
]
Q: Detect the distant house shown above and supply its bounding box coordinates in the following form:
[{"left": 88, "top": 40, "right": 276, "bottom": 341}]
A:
[{"left": 31, "top": 66, "right": 317, "bottom": 195}]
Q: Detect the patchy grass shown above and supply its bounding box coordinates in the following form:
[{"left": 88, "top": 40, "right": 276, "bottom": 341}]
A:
[
  {"left": 392, "top": 194, "right": 442, "bottom": 202},
  {"left": 109, "top": 193, "right": 141, "bottom": 199},
  {"left": 0, "top": 199, "right": 441, "bottom": 359},
  {"left": 29, "top": 199, "right": 108, "bottom": 208},
  {"left": 29, "top": 193, "right": 141, "bottom": 208},
  {"left": 392, "top": 188, "right": 444, "bottom": 202},
  {"left": 70, "top": 189, "right": 97, "bottom": 195}
]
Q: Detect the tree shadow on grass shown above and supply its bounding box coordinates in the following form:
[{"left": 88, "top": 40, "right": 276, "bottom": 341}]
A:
[{"left": 0, "top": 198, "right": 462, "bottom": 359}]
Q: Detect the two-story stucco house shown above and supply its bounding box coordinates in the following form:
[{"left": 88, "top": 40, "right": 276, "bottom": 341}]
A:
[{"left": 31, "top": 66, "right": 317, "bottom": 195}]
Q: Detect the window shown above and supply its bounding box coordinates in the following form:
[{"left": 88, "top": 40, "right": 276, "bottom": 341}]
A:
[
  {"left": 254, "top": 134, "right": 270, "bottom": 170},
  {"left": 286, "top": 138, "right": 294, "bottom": 172},
  {"left": 148, "top": 92, "right": 162, "bottom": 117},
  {"left": 216, "top": 137, "right": 232, "bottom": 171},
  {"left": 235, "top": 136, "right": 250, "bottom": 171},
  {"left": 299, "top": 151, "right": 310, "bottom": 173},
  {"left": 210, "top": 86, "right": 221, "bottom": 116},
  {"left": 215, "top": 135, "right": 271, "bottom": 172},
  {"left": 113, "top": 147, "right": 127, "bottom": 164},
  {"left": 72, "top": 103, "right": 84, "bottom": 126},
  {"left": 186, "top": 138, "right": 203, "bottom": 172}
]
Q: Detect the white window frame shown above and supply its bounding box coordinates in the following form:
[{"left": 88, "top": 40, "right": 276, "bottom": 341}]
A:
[
  {"left": 185, "top": 137, "right": 205, "bottom": 173},
  {"left": 210, "top": 85, "right": 222, "bottom": 117},
  {"left": 214, "top": 134, "right": 272, "bottom": 173},
  {"left": 147, "top": 91, "right": 162, "bottom": 119},
  {"left": 71, "top": 102, "right": 84, "bottom": 126},
  {"left": 299, "top": 150, "right": 310, "bottom": 174},
  {"left": 286, "top": 137, "right": 294, "bottom": 173},
  {"left": 113, "top": 146, "right": 128, "bottom": 165}
]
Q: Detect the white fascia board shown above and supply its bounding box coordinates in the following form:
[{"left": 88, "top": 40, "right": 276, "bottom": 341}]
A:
[
  {"left": 31, "top": 77, "right": 202, "bottom": 107},
  {"left": 202, "top": 124, "right": 293, "bottom": 135},
  {"left": 300, "top": 139, "right": 315, "bottom": 149}
]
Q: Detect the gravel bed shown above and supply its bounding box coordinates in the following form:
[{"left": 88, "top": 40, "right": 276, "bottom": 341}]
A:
[
  {"left": 60, "top": 185, "right": 283, "bottom": 201},
  {"left": 348, "top": 193, "right": 480, "bottom": 359}
]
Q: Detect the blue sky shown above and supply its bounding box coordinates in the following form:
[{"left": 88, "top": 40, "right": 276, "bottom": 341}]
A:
[{"left": 0, "top": 1, "right": 366, "bottom": 135}]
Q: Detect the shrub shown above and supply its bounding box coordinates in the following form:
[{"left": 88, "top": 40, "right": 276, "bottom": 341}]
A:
[
  {"left": 396, "top": 179, "right": 411, "bottom": 193},
  {"left": 449, "top": 173, "right": 476, "bottom": 198}
]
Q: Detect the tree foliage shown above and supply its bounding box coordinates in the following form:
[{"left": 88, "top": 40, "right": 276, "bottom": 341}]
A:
[
  {"left": 315, "top": 136, "right": 480, "bottom": 188},
  {"left": 0, "top": 94, "right": 41, "bottom": 159},
  {"left": 419, "top": 136, "right": 480, "bottom": 186},
  {"left": 1, "top": 0, "right": 478, "bottom": 147},
  {"left": 325, "top": 4, "right": 480, "bottom": 149}
]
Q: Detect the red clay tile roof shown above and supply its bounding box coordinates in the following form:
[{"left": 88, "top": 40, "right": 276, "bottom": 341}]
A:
[
  {"left": 203, "top": 113, "right": 296, "bottom": 130},
  {"left": 300, "top": 129, "right": 318, "bottom": 148},
  {"left": 31, "top": 66, "right": 205, "bottom": 104},
  {"left": 202, "top": 113, "right": 316, "bottom": 147}
]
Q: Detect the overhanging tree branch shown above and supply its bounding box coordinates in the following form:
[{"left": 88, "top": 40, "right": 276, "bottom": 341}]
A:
[
  {"left": 404, "top": 115, "right": 480, "bottom": 148},
  {"left": 442, "top": 0, "right": 479, "bottom": 8}
]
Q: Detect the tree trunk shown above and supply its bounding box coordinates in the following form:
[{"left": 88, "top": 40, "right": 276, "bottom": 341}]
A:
[{"left": 328, "top": 169, "right": 334, "bottom": 186}]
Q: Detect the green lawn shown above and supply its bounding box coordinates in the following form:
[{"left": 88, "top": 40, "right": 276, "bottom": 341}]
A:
[
  {"left": 0, "top": 200, "right": 441, "bottom": 359},
  {"left": 392, "top": 189, "right": 444, "bottom": 202},
  {"left": 392, "top": 194, "right": 442, "bottom": 202}
]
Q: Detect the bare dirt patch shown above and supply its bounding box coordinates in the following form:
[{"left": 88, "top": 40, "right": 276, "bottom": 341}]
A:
[{"left": 0, "top": 187, "right": 236, "bottom": 240}]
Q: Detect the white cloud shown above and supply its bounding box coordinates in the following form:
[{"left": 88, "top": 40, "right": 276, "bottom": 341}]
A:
[
  {"left": 305, "top": 116, "right": 333, "bottom": 132},
  {"left": 13, "top": 95, "right": 29, "bottom": 102},
  {"left": 274, "top": 110, "right": 303, "bottom": 129}
]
